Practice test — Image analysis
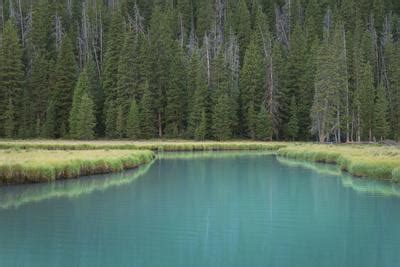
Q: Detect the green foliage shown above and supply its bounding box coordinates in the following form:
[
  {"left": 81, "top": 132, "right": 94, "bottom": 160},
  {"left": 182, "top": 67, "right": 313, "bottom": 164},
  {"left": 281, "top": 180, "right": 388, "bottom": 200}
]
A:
[
  {"left": 212, "top": 94, "right": 235, "bottom": 141},
  {"left": 255, "top": 105, "right": 272, "bottom": 141},
  {"left": 373, "top": 85, "right": 389, "bottom": 141},
  {"left": 0, "top": 20, "right": 24, "bottom": 138},
  {"left": 140, "top": 82, "right": 157, "bottom": 138},
  {"left": 286, "top": 97, "right": 299, "bottom": 141},
  {"left": 126, "top": 99, "right": 141, "bottom": 139},
  {"left": 75, "top": 93, "right": 97, "bottom": 140},
  {"left": 52, "top": 35, "right": 77, "bottom": 138}
]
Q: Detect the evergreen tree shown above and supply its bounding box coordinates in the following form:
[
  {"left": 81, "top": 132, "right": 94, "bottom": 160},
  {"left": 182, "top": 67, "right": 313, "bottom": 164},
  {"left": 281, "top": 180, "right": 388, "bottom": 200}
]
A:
[
  {"left": 373, "top": 84, "right": 389, "bottom": 141},
  {"left": 358, "top": 61, "right": 375, "bottom": 141},
  {"left": 43, "top": 100, "right": 56, "bottom": 138},
  {"left": 195, "top": 110, "right": 207, "bottom": 141},
  {"left": 188, "top": 52, "right": 209, "bottom": 139},
  {"left": 240, "top": 32, "right": 264, "bottom": 139},
  {"left": 126, "top": 99, "right": 141, "bottom": 139},
  {"left": 140, "top": 82, "right": 157, "bottom": 139},
  {"left": 213, "top": 94, "right": 234, "bottom": 141},
  {"left": 286, "top": 96, "right": 299, "bottom": 141},
  {"left": 75, "top": 93, "right": 96, "bottom": 140},
  {"left": 103, "top": 12, "right": 125, "bottom": 138},
  {"left": 52, "top": 34, "right": 77, "bottom": 138},
  {"left": 0, "top": 20, "right": 24, "bottom": 138},
  {"left": 165, "top": 43, "right": 187, "bottom": 137},
  {"left": 69, "top": 69, "right": 90, "bottom": 139},
  {"left": 255, "top": 104, "right": 272, "bottom": 141}
]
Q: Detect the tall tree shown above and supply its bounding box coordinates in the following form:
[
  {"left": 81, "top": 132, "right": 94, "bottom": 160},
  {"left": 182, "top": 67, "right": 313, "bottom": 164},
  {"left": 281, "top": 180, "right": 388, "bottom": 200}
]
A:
[
  {"left": 0, "top": 20, "right": 24, "bottom": 137},
  {"left": 373, "top": 84, "right": 389, "bottom": 141},
  {"left": 52, "top": 34, "right": 77, "bottom": 137},
  {"left": 126, "top": 99, "right": 141, "bottom": 139}
]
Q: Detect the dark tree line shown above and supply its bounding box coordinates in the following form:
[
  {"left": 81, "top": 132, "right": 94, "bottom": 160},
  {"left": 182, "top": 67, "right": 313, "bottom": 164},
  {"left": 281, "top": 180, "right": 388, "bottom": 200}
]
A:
[{"left": 0, "top": 0, "right": 400, "bottom": 142}]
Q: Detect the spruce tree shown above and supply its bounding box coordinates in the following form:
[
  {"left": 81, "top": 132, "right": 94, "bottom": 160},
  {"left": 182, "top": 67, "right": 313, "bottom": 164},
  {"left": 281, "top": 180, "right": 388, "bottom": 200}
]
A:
[
  {"left": 195, "top": 110, "right": 207, "bottom": 141},
  {"left": 240, "top": 32, "right": 264, "bottom": 139},
  {"left": 358, "top": 61, "right": 375, "bottom": 141},
  {"left": 43, "top": 100, "right": 56, "bottom": 138},
  {"left": 103, "top": 12, "right": 125, "bottom": 138},
  {"left": 213, "top": 94, "right": 234, "bottom": 141},
  {"left": 165, "top": 43, "right": 187, "bottom": 137},
  {"left": 140, "top": 82, "right": 157, "bottom": 139},
  {"left": 75, "top": 93, "right": 96, "bottom": 140},
  {"left": 126, "top": 99, "right": 141, "bottom": 139},
  {"left": 373, "top": 84, "right": 389, "bottom": 141},
  {"left": 287, "top": 96, "right": 299, "bottom": 141},
  {"left": 255, "top": 105, "right": 272, "bottom": 141},
  {"left": 69, "top": 69, "right": 90, "bottom": 139},
  {"left": 52, "top": 34, "right": 77, "bottom": 138},
  {"left": 0, "top": 20, "right": 24, "bottom": 138}
]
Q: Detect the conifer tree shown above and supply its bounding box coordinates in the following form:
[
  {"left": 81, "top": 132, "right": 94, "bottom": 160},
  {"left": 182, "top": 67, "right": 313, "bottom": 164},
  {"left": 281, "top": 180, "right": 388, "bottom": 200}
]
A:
[
  {"left": 69, "top": 69, "right": 90, "bottom": 139},
  {"left": 0, "top": 20, "right": 24, "bottom": 138},
  {"left": 126, "top": 99, "right": 141, "bottom": 139},
  {"left": 373, "top": 84, "right": 389, "bottom": 141},
  {"left": 52, "top": 34, "right": 77, "bottom": 138},
  {"left": 240, "top": 32, "right": 264, "bottom": 139},
  {"left": 255, "top": 104, "right": 272, "bottom": 141},
  {"left": 286, "top": 96, "right": 299, "bottom": 141},
  {"left": 195, "top": 110, "right": 207, "bottom": 141},
  {"left": 103, "top": 12, "right": 125, "bottom": 138},
  {"left": 43, "top": 100, "right": 56, "bottom": 138},
  {"left": 75, "top": 93, "right": 96, "bottom": 140},
  {"left": 213, "top": 94, "right": 234, "bottom": 141},
  {"left": 358, "top": 61, "right": 375, "bottom": 141},
  {"left": 165, "top": 43, "right": 187, "bottom": 137},
  {"left": 188, "top": 52, "right": 209, "bottom": 139},
  {"left": 140, "top": 82, "right": 157, "bottom": 139}
]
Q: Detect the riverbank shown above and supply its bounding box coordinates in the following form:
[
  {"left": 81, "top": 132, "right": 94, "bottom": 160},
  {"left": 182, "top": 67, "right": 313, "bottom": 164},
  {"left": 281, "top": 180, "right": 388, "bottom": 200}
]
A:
[
  {"left": 277, "top": 144, "right": 400, "bottom": 182},
  {"left": 1, "top": 140, "right": 400, "bottom": 184},
  {"left": 0, "top": 149, "right": 155, "bottom": 185}
]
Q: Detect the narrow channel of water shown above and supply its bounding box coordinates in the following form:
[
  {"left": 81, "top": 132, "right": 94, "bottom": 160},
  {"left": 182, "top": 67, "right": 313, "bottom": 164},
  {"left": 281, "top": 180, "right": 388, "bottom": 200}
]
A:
[{"left": 0, "top": 152, "right": 399, "bottom": 267}]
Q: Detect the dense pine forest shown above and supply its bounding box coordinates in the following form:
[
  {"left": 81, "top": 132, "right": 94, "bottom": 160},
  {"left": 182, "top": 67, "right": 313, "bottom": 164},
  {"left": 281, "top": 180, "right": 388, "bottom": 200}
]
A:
[{"left": 0, "top": 0, "right": 400, "bottom": 142}]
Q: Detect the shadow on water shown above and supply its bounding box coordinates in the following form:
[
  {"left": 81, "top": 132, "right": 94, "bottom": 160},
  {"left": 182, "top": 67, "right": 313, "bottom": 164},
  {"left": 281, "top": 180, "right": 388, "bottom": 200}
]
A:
[
  {"left": 0, "top": 160, "right": 155, "bottom": 210},
  {"left": 276, "top": 156, "right": 400, "bottom": 198}
]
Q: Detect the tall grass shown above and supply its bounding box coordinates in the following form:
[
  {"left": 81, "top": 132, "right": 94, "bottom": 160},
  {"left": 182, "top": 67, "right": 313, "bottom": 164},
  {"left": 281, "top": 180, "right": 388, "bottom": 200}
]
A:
[
  {"left": 0, "top": 149, "right": 155, "bottom": 185},
  {"left": 0, "top": 140, "right": 287, "bottom": 151},
  {"left": 277, "top": 144, "right": 400, "bottom": 181}
]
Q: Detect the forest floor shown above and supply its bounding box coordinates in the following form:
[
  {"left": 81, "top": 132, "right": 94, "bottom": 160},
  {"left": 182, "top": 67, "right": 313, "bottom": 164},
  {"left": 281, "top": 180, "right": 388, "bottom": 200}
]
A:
[{"left": 0, "top": 140, "right": 400, "bottom": 184}]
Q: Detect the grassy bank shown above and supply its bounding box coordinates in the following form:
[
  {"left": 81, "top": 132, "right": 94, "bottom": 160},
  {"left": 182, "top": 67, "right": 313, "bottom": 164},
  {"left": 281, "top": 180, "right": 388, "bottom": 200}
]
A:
[
  {"left": 0, "top": 140, "right": 286, "bottom": 151},
  {"left": 0, "top": 149, "right": 155, "bottom": 185},
  {"left": 277, "top": 144, "right": 400, "bottom": 181}
]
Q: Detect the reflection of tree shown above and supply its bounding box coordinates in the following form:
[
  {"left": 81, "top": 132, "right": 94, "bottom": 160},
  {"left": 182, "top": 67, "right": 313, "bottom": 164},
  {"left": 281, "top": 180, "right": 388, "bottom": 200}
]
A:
[
  {"left": 276, "top": 156, "right": 400, "bottom": 197},
  {"left": 0, "top": 161, "right": 154, "bottom": 210}
]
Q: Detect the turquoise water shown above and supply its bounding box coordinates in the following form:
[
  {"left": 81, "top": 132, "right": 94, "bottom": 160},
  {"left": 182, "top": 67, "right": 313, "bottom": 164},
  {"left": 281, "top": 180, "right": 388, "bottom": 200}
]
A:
[{"left": 0, "top": 152, "right": 400, "bottom": 267}]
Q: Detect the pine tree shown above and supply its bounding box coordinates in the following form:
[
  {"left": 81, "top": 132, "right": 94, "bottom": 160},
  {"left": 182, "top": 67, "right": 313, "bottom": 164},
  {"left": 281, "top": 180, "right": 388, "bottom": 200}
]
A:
[
  {"left": 140, "top": 82, "right": 157, "bottom": 139},
  {"left": 126, "top": 99, "right": 141, "bottom": 139},
  {"left": 232, "top": 0, "right": 251, "bottom": 61},
  {"left": 373, "top": 84, "right": 389, "bottom": 141},
  {"left": 188, "top": 52, "right": 209, "bottom": 139},
  {"left": 195, "top": 110, "right": 207, "bottom": 141},
  {"left": 165, "top": 43, "right": 187, "bottom": 137},
  {"left": 255, "top": 104, "right": 272, "bottom": 141},
  {"left": 213, "top": 94, "right": 234, "bottom": 141},
  {"left": 52, "top": 34, "right": 77, "bottom": 138},
  {"left": 43, "top": 100, "right": 56, "bottom": 138},
  {"left": 69, "top": 69, "right": 90, "bottom": 139},
  {"left": 240, "top": 32, "right": 264, "bottom": 139},
  {"left": 75, "top": 93, "right": 96, "bottom": 140},
  {"left": 286, "top": 96, "right": 299, "bottom": 141},
  {"left": 358, "top": 61, "right": 375, "bottom": 141},
  {"left": 103, "top": 12, "right": 125, "bottom": 138},
  {"left": 0, "top": 20, "right": 24, "bottom": 138}
]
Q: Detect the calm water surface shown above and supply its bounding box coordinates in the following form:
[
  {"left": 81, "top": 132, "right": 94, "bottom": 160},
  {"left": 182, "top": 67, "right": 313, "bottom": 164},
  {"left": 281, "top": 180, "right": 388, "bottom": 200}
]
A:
[{"left": 0, "top": 152, "right": 399, "bottom": 267}]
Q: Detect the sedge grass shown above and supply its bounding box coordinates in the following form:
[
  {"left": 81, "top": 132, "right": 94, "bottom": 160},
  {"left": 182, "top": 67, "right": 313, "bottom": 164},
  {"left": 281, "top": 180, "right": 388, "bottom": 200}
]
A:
[
  {"left": 0, "top": 149, "right": 154, "bottom": 185},
  {"left": 277, "top": 144, "right": 400, "bottom": 181},
  {"left": 0, "top": 140, "right": 286, "bottom": 151}
]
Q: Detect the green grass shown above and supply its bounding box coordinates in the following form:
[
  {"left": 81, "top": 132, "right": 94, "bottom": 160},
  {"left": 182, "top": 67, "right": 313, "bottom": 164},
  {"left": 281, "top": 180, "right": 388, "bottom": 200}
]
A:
[
  {"left": 0, "top": 140, "right": 286, "bottom": 151},
  {"left": 0, "top": 149, "right": 155, "bottom": 185},
  {"left": 0, "top": 162, "right": 154, "bottom": 209},
  {"left": 277, "top": 144, "right": 400, "bottom": 181}
]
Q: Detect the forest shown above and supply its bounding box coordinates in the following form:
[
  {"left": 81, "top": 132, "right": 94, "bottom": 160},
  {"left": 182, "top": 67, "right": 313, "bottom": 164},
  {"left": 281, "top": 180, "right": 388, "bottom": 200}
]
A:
[{"left": 0, "top": 0, "right": 400, "bottom": 142}]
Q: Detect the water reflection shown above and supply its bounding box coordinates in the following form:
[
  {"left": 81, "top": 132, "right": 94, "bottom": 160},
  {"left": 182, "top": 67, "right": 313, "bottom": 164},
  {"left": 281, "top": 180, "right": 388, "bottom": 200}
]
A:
[
  {"left": 0, "top": 160, "right": 154, "bottom": 210},
  {"left": 276, "top": 156, "right": 400, "bottom": 197}
]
